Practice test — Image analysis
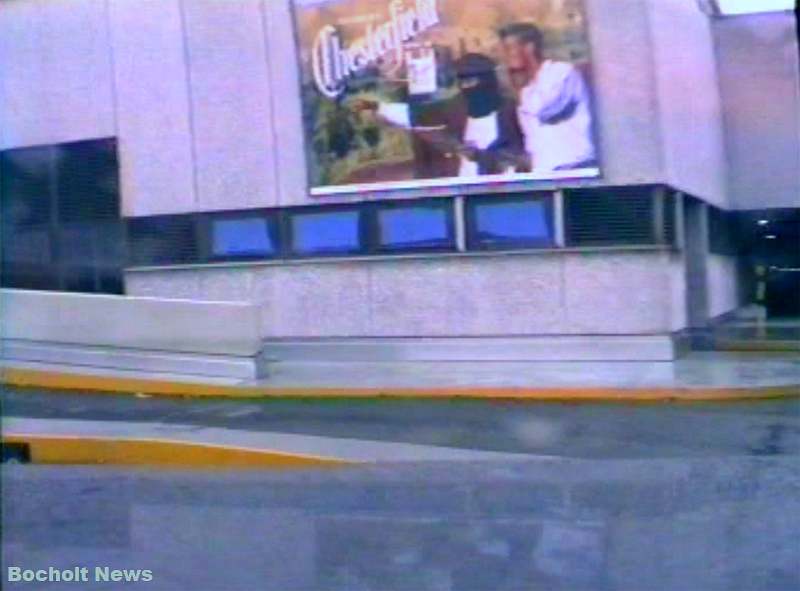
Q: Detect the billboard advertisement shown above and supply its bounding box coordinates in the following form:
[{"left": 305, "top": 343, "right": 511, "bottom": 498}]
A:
[{"left": 292, "top": 0, "right": 600, "bottom": 195}]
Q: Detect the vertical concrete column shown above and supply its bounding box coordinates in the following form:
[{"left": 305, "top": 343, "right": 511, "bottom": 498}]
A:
[
  {"left": 262, "top": 0, "right": 309, "bottom": 207},
  {"left": 684, "top": 198, "right": 710, "bottom": 328},
  {"left": 454, "top": 196, "right": 467, "bottom": 252},
  {"left": 182, "top": 0, "right": 279, "bottom": 211},
  {"left": 669, "top": 192, "right": 689, "bottom": 333},
  {"left": 554, "top": 190, "right": 566, "bottom": 248},
  {"left": 109, "top": 0, "right": 197, "bottom": 217},
  {"left": 673, "top": 191, "right": 686, "bottom": 250},
  {"left": 652, "top": 186, "right": 667, "bottom": 245}
]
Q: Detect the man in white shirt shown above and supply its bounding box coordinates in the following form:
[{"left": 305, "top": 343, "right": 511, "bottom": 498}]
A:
[
  {"left": 353, "top": 53, "right": 526, "bottom": 179},
  {"left": 499, "top": 22, "right": 597, "bottom": 172}
]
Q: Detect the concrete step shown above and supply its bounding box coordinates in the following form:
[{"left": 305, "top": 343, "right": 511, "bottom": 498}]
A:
[
  {"left": 1, "top": 340, "right": 265, "bottom": 380},
  {"left": 262, "top": 335, "right": 678, "bottom": 362}
]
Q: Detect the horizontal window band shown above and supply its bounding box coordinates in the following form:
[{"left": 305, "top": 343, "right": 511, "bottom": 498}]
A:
[{"left": 126, "top": 244, "right": 678, "bottom": 274}]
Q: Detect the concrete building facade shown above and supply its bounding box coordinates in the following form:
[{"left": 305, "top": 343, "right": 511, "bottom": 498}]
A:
[{"left": 1, "top": 0, "right": 797, "bottom": 361}]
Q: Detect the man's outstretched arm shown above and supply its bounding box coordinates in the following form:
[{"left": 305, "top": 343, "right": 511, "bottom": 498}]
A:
[
  {"left": 352, "top": 98, "right": 412, "bottom": 128},
  {"left": 533, "top": 64, "right": 588, "bottom": 124}
]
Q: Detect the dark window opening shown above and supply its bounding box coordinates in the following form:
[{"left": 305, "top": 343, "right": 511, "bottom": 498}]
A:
[
  {"left": 0, "top": 139, "right": 123, "bottom": 294},
  {"left": 0, "top": 145, "right": 52, "bottom": 227}
]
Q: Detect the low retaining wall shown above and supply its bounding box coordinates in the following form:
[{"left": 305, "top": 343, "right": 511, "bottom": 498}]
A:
[
  {"left": 0, "top": 289, "right": 265, "bottom": 379},
  {"left": 126, "top": 249, "right": 686, "bottom": 340}
]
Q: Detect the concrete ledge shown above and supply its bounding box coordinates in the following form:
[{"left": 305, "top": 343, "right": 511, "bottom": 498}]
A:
[
  {"left": 262, "top": 336, "right": 678, "bottom": 363},
  {"left": 1, "top": 340, "right": 264, "bottom": 380},
  {"left": 3, "top": 367, "right": 797, "bottom": 402},
  {"left": 0, "top": 289, "right": 262, "bottom": 356}
]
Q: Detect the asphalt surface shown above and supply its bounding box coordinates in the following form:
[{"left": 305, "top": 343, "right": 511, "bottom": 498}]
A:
[
  {"left": 3, "top": 457, "right": 799, "bottom": 591},
  {"left": 3, "top": 387, "right": 800, "bottom": 590},
  {"left": 3, "top": 386, "right": 800, "bottom": 458}
]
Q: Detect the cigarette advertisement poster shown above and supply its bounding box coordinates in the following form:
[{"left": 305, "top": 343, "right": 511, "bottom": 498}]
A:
[{"left": 292, "top": 0, "right": 601, "bottom": 195}]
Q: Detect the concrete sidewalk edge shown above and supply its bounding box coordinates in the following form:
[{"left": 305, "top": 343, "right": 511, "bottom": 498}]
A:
[{"left": 2, "top": 367, "right": 799, "bottom": 402}]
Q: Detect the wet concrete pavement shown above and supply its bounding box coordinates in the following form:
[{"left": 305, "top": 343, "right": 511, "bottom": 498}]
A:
[{"left": 3, "top": 456, "right": 800, "bottom": 591}]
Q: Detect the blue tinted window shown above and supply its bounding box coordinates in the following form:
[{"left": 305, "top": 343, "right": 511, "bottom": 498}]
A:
[
  {"left": 212, "top": 218, "right": 275, "bottom": 258},
  {"left": 471, "top": 199, "right": 552, "bottom": 246},
  {"left": 378, "top": 206, "right": 452, "bottom": 250},
  {"left": 291, "top": 210, "right": 361, "bottom": 255}
]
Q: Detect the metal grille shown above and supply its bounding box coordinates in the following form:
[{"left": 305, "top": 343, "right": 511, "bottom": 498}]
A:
[
  {"left": 565, "top": 186, "right": 659, "bottom": 247},
  {"left": 128, "top": 215, "right": 200, "bottom": 267}
]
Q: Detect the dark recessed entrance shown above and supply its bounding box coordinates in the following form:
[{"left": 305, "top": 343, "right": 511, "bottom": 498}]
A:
[{"left": 738, "top": 209, "right": 800, "bottom": 318}]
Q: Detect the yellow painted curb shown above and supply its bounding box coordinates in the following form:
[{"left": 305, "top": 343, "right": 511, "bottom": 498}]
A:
[
  {"left": 2, "top": 434, "right": 356, "bottom": 469},
  {"left": 2, "top": 367, "right": 799, "bottom": 402}
]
